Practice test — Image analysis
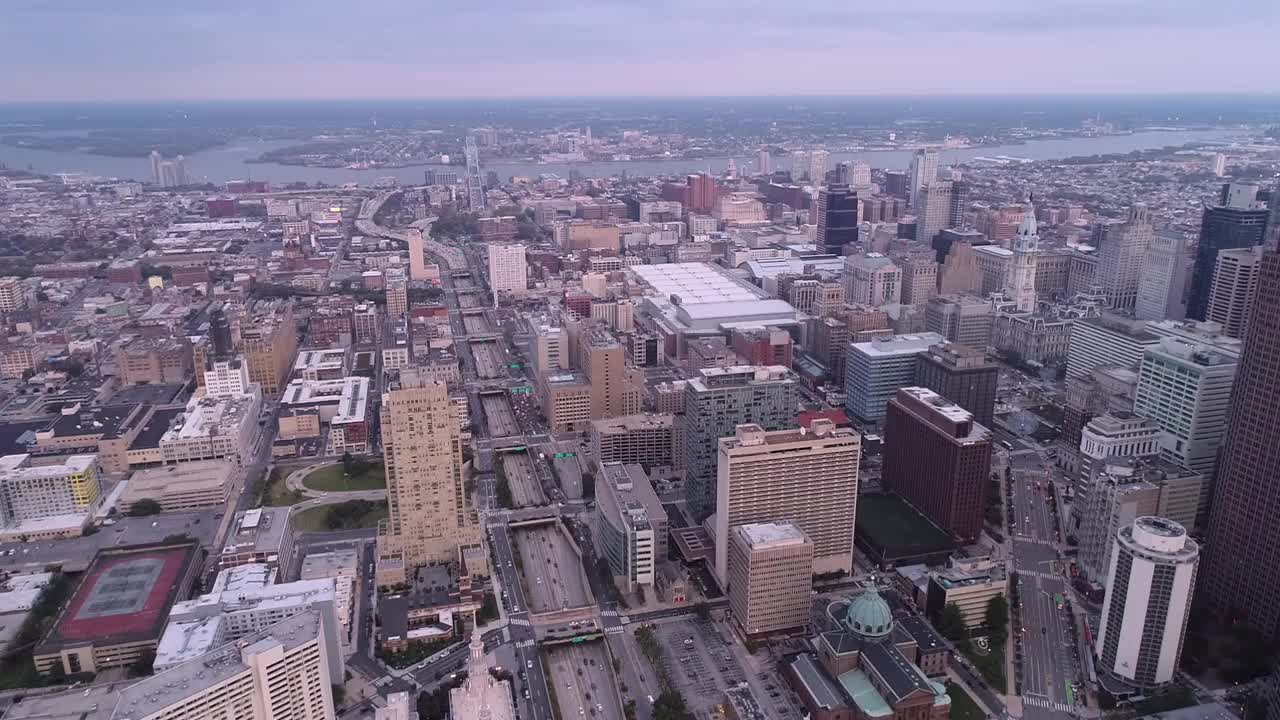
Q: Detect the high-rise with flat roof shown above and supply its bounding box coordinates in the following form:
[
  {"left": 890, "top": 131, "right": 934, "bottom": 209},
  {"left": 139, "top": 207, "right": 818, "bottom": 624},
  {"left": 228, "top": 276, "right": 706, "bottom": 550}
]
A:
[
  {"left": 913, "top": 342, "right": 998, "bottom": 428},
  {"left": 683, "top": 366, "right": 799, "bottom": 521},
  {"left": 1066, "top": 313, "right": 1163, "bottom": 380},
  {"left": 1206, "top": 245, "right": 1264, "bottom": 339},
  {"left": 898, "top": 253, "right": 939, "bottom": 307},
  {"left": 844, "top": 333, "right": 944, "bottom": 427},
  {"left": 487, "top": 242, "right": 527, "bottom": 295},
  {"left": 1136, "top": 231, "right": 1189, "bottom": 321},
  {"left": 377, "top": 372, "right": 481, "bottom": 585},
  {"left": 844, "top": 254, "right": 902, "bottom": 307},
  {"left": 579, "top": 329, "right": 642, "bottom": 421},
  {"left": 1096, "top": 204, "right": 1153, "bottom": 311},
  {"left": 816, "top": 184, "right": 859, "bottom": 255},
  {"left": 714, "top": 420, "right": 859, "bottom": 583},
  {"left": 926, "top": 295, "right": 993, "bottom": 349},
  {"left": 0, "top": 276, "right": 27, "bottom": 313},
  {"left": 1186, "top": 187, "right": 1269, "bottom": 321},
  {"left": 1202, "top": 252, "right": 1280, "bottom": 641},
  {"left": 882, "top": 387, "right": 992, "bottom": 543},
  {"left": 727, "top": 522, "right": 814, "bottom": 639},
  {"left": 908, "top": 150, "right": 938, "bottom": 210},
  {"left": 915, "top": 182, "right": 954, "bottom": 245},
  {"left": 1074, "top": 412, "right": 1161, "bottom": 518},
  {"left": 595, "top": 462, "right": 668, "bottom": 593}
]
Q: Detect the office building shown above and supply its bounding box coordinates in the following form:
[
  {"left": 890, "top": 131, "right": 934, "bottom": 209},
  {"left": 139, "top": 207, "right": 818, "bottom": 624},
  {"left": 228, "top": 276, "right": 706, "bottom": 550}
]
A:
[
  {"left": 117, "top": 335, "right": 194, "bottom": 385},
  {"left": 300, "top": 549, "right": 357, "bottom": 633},
  {"left": 385, "top": 272, "right": 408, "bottom": 317},
  {"left": 220, "top": 507, "right": 294, "bottom": 578},
  {"left": 926, "top": 558, "right": 1007, "bottom": 629},
  {"left": 1095, "top": 517, "right": 1199, "bottom": 688},
  {"left": 1186, "top": 187, "right": 1269, "bottom": 321},
  {"left": 1076, "top": 457, "right": 1202, "bottom": 582},
  {"left": 758, "top": 148, "right": 771, "bottom": 175},
  {"left": 160, "top": 388, "right": 262, "bottom": 465},
  {"left": 732, "top": 326, "right": 793, "bottom": 368},
  {"left": 240, "top": 301, "right": 298, "bottom": 396},
  {"left": 915, "top": 182, "right": 954, "bottom": 245},
  {"left": 683, "top": 365, "right": 799, "bottom": 521},
  {"left": 589, "top": 414, "right": 681, "bottom": 472},
  {"left": 727, "top": 522, "right": 814, "bottom": 639},
  {"left": 844, "top": 333, "right": 944, "bottom": 427},
  {"left": 816, "top": 184, "right": 859, "bottom": 255},
  {"left": 487, "top": 242, "right": 527, "bottom": 295},
  {"left": 1006, "top": 212, "right": 1040, "bottom": 312},
  {"left": 714, "top": 420, "right": 860, "bottom": 582},
  {"left": 377, "top": 372, "right": 481, "bottom": 585},
  {"left": 0, "top": 454, "right": 101, "bottom": 540},
  {"left": 1075, "top": 412, "right": 1162, "bottom": 513},
  {"left": 1202, "top": 252, "right": 1280, "bottom": 640},
  {"left": 1136, "top": 231, "right": 1190, "bottom": 321},
  {"left": 925, "top": 295, "right": 992, "bottom": 349},
  {"left": 844, "top": 253, "right": 902, "bottom": 307},
  {"left": 1066, "top": 313, "right": 1163, "bottom": 380},
  {"left": 1206, "top": 245, "right": 1264, "bottom": 339},
  {"left": 533, "top": 324, "right": 569, "bottom": 373},
  {"left": 1134, "top": 336, "right": 1237, "bottom": 526},
  {"left": 579, "top": 329, "right": 643, "bottom": 421},
  {"left": 809, "top": 150, "right": 830, "bottom": 185},
  {"left": 204, "top": 357, "right": 252, "bottom": 398},
  {"left": 898, "top": 253, "right": 939, "bottom": 307},
  {"left": 913, "top": 342, "right": 998, "bottom": 428},
  {"left": 686, "top": 172, "right": 718, "bottom": 214},
  {"left": 882, "top": 387, "right": 992, "bottom": 543},
  {"left": 0, "top": 276, "right": 26, "bottom": 312},
  {"left": 1095, "top": 204, "right": 1154, "bottom": 311},
  {"left": 594, "top": 463, "right": 668, "bottom": 594},
  {"left": 908, "top": 150, "right": 939, "bottom": 209}
]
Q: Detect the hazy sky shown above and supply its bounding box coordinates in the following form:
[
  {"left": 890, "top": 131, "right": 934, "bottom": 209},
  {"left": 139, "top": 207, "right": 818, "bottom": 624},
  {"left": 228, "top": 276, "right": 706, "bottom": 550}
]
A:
[{"left": 3, "top": 0, "right": 1279, "bottom": 101}]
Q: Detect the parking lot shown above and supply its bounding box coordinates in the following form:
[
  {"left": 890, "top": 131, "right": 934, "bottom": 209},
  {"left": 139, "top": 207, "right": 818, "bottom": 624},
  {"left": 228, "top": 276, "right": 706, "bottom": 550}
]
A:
[
  {"left": 510, "top": 523, "right": 594, "bottom": 613},
  {"left": 651, "top": 618, "right": 803, "bottom": 720},
  {"left": 480, "top": 391, "right": 521, "bottom": 437},
  {"left": 501, "top": 451, "right": 548, "bottom": 507},
  {"left": 544, "top": 641, "right": 624, "bottom": 720}
]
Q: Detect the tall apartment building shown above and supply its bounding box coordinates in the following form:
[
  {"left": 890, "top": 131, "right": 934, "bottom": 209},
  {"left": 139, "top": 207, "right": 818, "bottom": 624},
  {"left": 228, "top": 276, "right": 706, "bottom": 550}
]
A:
[
  {"left": 1206, "top": 245, "right": 1264, "bottom": 339},
  {"left": 1066, "top": 313, "right": 1162, "bottom": 380},
  {"left": 595, "top": 463, "right": 668, "bottom": 593},
  {"left": 1136, "top": 231, "right": 1190, "bottom": 321},
  {"left": 844, "top": 254, "right": 901, "bottom": 307},
  {"left": 1202, "top": 252, "right": 1280, "bottom": 641},
  {"left": 714, "top": 420, "right": 860, "bottom": 582},
  {"left": 926, "top": 295, "right": 993, "bottom": 349},
  {"left": 913, "top": 342, "right": 998, "bottom": 428},
  {"left": 1095, "top": 517, "right": 1199, "bottom": 688},
  {"left": 683, "top": 366, "right": 799, "bottom": 521},
  {"left": 1186, "top": 186, "right": 1269, "bottom": 321},
  {"left": 908, "top": 150, "right": 938, "bottom": 210},
  {"left": 844, "top": 333, "right": 943, "bottom": 427},
  {"left": 534, "top": 324, "right": 570, "bottom": 373},
  {"left": 377, "top": 372, "right": 481, "bottom": 585},
  {"left": 816, "top": 184, "right": 859, "bottom": 255},
  {"left": 385, "top": 272, "right": 408, "bottom": 317},
  {"left": 0, "top": 454, "right": 100, "bottom": 537},
  {"left": 353, "top": 302, "right": 380, "bottom": 344},
  {"left": 1095, "top": 204, "right": 1154, "bottom": 311},
  {"left": 204, "top": 357, "right": 252, "bottom": 398},
  {"left": 882, "top": 387, "right": 992, "bottom": 543},
  {"left": 1074, "top": 412, "right": 1162, "bottom": 514},
  {"left": 589, "top": 414, "right": 682, "bottom": 472},
  {"left": 0, "top": 276, "right": 27, "bottom": 312},
  {"left": 1134, "top": 337, "right": 1237, "bottom": 526},
  {"left": 1076, "top": 459, "right": 1202, "bottom": 582},
  {"left": 487, "top": 242, "right": 527, "bottom": 295},
  {"left": 727, "top": 522, "right": 814, "bottom": 640},
  {"left": 124, "top": 609, "right": 337, "bottom": 720},
  {"left": 407, "top": 227, "right": 429, "bottom": 281},
  {"left": 898, "top": 253, "right": 939, "bottom": 307}
]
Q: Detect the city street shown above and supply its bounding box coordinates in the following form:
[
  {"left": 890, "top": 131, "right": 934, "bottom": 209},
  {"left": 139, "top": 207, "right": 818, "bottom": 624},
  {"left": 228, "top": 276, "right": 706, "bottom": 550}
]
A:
[{"left": 1009, "top": 449, "right": 1083, "bottom": 719}]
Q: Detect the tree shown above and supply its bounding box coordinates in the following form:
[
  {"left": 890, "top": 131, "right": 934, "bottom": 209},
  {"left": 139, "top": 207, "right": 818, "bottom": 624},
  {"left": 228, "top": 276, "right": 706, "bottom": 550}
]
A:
[
  {"left": 342, "top": 451, "right": 353, "bottom": 476},
  {"left": 985, "top": 595, "right": 1009, "bottom": 645},
  {"left": 129, "top": 498, "right": 163, "bottom": 517},
  {"left": 652, "top": 689, "right": 693, "bottom": 720},
  {"left": 331, "top": 684, "right": 346, "bottom": 708},
  {"left": 65, "top": 359, "right": 85, "bottom": 378},
  {"left": 936, "top": 602, "right": 967, "bottom": 641},
  {"left": 479, "top": 592, "right": 499, "bottom": 623}
]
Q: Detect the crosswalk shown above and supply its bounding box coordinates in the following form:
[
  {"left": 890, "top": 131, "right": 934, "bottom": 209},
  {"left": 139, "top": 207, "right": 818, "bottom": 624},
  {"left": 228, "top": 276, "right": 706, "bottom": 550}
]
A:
[
  {"left": 601, "top": 609, "right": 619, "bottom": 618},
  {"left": 1022, "top": 695, "right": 1073, "bottom": 712},
  {"left": 1019, "top": 569, "right": 1061, "bottom": 581},
  {"left": 516, "top": 639, "right": 536, "bottom": 649},
  {"left": 605, "top": 626, "right": 624, "bottom": 635},
  {"left": 510, "top": 617, "right": 532, "bottom": 627}
]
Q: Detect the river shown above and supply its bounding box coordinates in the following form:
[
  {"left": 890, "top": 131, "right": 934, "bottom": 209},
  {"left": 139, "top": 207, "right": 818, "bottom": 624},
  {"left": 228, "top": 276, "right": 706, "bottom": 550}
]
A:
[{"left": 0, "top": 129, "right": 1244, "bottom": 186}]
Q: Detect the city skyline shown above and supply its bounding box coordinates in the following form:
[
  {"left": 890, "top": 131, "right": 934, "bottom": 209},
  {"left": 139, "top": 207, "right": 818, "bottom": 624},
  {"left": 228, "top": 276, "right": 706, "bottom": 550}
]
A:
[{"left": 3, "top": 1, "right": 1279, "bottom": 101}]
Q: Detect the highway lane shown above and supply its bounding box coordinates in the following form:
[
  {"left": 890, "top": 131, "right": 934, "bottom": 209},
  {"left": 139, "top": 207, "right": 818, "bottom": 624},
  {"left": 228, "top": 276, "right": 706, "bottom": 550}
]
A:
[
  {"left": 1010, "top": 450, "right": 1081, "bottom": 719},
  {"left": 489, "top": 521, "right": 556, "bottom": 720}
]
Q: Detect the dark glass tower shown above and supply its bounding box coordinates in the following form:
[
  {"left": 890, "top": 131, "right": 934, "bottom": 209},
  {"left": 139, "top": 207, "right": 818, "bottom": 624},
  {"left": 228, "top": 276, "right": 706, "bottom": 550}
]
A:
[
  {"left": 816, "top": 183, "right": 859, "bottom": 255},
  {"left": 1201, "top": 251, "right": 1280, "bottom": 639},
  {"left": 1186, "top": 205, "right": 1268, "bottom": 321}
]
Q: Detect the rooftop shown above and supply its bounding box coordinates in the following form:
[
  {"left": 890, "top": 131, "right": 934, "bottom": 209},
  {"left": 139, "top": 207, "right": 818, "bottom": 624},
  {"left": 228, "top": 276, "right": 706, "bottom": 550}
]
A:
[
  {"left": 737, "top": 521, "right": 809, "bottom": 548},
  {"left": 221, "top": 507, "right": 289, "bottom": 559},
  {"left": 163, "top": 390, "right": 258, "bottom": 443},
  {"left": 852, "top": 333, "right": 945, "bottom": 358}
]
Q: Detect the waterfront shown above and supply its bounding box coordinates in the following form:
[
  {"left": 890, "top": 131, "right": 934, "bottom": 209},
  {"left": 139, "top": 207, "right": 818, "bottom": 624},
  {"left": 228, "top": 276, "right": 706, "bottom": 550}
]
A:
[{"left": 0, "top": 129, "right": 1246, "bottom": 186}]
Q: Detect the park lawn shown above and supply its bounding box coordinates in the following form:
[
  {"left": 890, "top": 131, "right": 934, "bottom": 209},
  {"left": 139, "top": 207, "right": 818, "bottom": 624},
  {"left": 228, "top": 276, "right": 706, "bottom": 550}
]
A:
[
  {"left": 946, "top": 682, "right": 986, "bottom": 720},
  {"left": 302, "top": 462, "right": 386, "bottom": 492},
  {"left": 960, "top": 638, "right": 1008, "bottom": 694},
  {"left": 263, "top": 467, "right": 303, "bottom": 506},
  {"left": 292, "top": 500, "right": 388, "bottom": 532}
]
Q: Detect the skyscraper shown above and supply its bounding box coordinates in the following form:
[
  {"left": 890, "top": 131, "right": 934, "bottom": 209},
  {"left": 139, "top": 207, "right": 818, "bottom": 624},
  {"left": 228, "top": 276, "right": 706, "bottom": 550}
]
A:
[
  {"left": 791, "top": 151, "right": 810, "bottom": 181},
  {"left": 844, "top": 333, "right": 944, "bottom": 427},
  {"left": 1096, "top": 204, "right": 1154, "bottom": 311},
  {"left": 487, "top": 242, "right": 527, "bottom": 295},
  {"left": 808, "top": 150, "right": 830, "bottom": 185},
  {"left": 726, "top": 522, "right": 814, "bottom": 640},
  {"left": 757, "top": 148, "right": 771, "bottom": 175},
  {"left": 816, "top": 184, "right": 859, "bottom": 255},
  {"left": 915, "top": 181, "right": 954, "bottom": 245},
  {"left": 683, "top": 366, "right": 799, "bottom": 521},
  {"left": 714, "top": 420, "right": 859, "bottom": 582},
  {"left": 908, "top": 149, "right": 938, "bottom": 209},
  {"left": 1005, "top": 209, "right": 1040, "bottom": 313},
  {"left": 1186, "top": 186, "right": 1269, "bottom": 321},
  {"left": 376, "top": 372, "right": 481, "bottom": 585},
  {"left": 1135, "top": 231, "right": 1189, "bottom": 321},
  {"left": 1096, "top": 517, "right": 1199, "bottom": 688},
  {"left": 407, "top": 227, "right": 429, "bottom": 281},
  {"left": 464, "top": 135, "right": 485, "bottom": 210},
  {"left": 1205, "top": 245, "right": 1264, "bottom": 339},
  {"left": 913, "top": 342, "right": 998, "bottom": 428},
  {"left": 882, "top": 387, "right": 992, "bottom": 543},
  {"left": 686, "top": 173, "right": 718, "bottom": 214},
  {"left": 1202, "top": 251, "right": 1280, "bottom": 639},
  {"left": 150, "top": 150, "right": 163, "bottom": 185}
]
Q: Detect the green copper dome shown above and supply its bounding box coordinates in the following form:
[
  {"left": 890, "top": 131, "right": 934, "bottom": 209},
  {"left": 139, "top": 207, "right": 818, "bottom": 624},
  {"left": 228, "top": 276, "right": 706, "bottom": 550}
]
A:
[{"left": 844, "top": 587, "right": 894, "bottom": 638}]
